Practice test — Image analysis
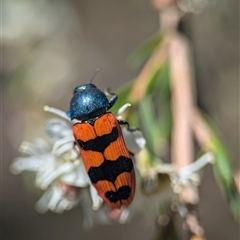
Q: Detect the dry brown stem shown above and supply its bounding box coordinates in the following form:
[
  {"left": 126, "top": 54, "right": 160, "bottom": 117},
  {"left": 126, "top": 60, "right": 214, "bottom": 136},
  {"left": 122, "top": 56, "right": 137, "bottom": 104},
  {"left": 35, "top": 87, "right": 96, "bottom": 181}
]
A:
[{"left": 169, "top": 34, "right": 194, "bottom": 169}]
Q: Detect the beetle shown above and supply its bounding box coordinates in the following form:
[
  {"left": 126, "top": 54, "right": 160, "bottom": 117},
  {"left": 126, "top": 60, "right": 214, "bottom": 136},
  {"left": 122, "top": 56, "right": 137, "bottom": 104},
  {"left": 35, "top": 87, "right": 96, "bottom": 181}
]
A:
[{"left": 67, "top": 83, "right": 136, "bottom": 209}]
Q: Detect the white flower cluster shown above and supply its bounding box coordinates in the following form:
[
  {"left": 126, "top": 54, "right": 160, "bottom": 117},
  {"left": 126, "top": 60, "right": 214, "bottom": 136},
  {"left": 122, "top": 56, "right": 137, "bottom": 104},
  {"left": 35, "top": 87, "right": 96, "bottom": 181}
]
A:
[
  {"left": 10, "top": 103, "right": 213, "bottom": 227},
  {"left": 10, "top": 104, "right": 146, "bottom": 227}
]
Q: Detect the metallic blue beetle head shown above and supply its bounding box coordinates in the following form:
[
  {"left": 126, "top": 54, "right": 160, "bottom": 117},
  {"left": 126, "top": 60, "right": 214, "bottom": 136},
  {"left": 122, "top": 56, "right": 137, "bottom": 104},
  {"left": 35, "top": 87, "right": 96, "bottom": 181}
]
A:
[{"left": 67, "top": 83, "right": 110, "bottom": 121}]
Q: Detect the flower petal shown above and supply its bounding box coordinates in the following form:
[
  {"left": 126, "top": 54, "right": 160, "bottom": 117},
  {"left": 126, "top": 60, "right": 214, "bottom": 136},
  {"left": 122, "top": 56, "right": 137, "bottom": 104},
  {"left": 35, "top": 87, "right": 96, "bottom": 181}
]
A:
[
  {"left": 36, "top": 162, "right": 75, "bottom": 189},
  {"left": 116, "top": 103, "right": 131, "bottom": 117},
  {"left": 122, "top": 128, "right": 146, "bottom": 154},
  {"left": 44, "top": 118, "right": 72, "bottom": 142},
  {"left": 89, "top": 184, "right": 103, "bottom": 210},
  {"left": 10, "top": 156, "right": 46, "bottom": 174},
  {"left": 52, "top": 135, "right": 75, "bottom": 154},
  {"left": 35, "top": 187, "right": 53, "bottom": 213},
  {"left": 61, "top": 162, "right": 90, "bottom": 187},
  {"left": 44, "top": 106, "right": 71, "bottom": 122}
]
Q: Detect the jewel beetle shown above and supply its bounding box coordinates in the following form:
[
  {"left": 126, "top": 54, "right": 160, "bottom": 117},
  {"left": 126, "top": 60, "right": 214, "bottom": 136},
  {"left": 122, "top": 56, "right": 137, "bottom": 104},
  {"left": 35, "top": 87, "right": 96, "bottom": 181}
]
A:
[{"left": 67, "top": 83, "right": 136, "bottom": 209}]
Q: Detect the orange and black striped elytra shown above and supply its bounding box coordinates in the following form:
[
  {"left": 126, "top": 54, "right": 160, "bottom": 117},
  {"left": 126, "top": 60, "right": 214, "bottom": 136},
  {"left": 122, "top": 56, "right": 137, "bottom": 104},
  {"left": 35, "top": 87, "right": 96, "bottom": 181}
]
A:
[{"left": 67, "top": 83, "right": 136, "bottom": 208}]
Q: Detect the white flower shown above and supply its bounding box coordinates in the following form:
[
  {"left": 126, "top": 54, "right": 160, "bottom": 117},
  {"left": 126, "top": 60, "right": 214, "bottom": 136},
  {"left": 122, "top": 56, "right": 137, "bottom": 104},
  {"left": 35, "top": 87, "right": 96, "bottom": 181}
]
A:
[
  {"left": 10, "top": 104, "right": 146, "bottom": 225},
  {"left": 169, "top": 152, "right": 214, "bottom": 193},
  {"left": 108, "top": 152, "right": 214, "bottom": 223},
  {"left": 10, "top": 101, "right": 214, "bottom": 227},
  {"left": 35, "top": 182, "right": 82, "bottom": 213}
]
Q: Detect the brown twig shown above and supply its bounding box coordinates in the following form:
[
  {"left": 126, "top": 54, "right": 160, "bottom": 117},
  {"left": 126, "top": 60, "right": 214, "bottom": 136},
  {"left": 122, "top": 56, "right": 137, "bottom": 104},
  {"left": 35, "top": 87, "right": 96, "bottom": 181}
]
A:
[{"left": 169, "top": 34, "right": 195, "bottom": 169}]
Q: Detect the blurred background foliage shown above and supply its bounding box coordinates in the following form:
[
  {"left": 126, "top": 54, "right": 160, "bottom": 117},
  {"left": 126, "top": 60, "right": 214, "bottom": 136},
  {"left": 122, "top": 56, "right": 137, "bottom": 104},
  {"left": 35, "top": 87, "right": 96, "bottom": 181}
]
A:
[{"left": 2, "top": 0, "right": 239, "bottom": 240}]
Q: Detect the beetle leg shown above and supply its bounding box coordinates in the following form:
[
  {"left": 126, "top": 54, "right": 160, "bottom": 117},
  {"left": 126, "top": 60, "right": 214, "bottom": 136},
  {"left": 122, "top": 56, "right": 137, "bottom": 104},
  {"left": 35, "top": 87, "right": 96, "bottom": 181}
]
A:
[
  {"left": 118, "top": 119, "right": 139, "bottom": 132},
  {"left": 118, "top": 119, "right": 139, "bottom": 157}
]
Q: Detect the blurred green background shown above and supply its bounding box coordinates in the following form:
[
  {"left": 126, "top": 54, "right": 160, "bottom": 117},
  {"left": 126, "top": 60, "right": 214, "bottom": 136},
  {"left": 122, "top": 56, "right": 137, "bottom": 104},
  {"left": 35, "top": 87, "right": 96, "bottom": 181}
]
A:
[{"left": 2, "top": 0, "right": 239, "bottom": 240}]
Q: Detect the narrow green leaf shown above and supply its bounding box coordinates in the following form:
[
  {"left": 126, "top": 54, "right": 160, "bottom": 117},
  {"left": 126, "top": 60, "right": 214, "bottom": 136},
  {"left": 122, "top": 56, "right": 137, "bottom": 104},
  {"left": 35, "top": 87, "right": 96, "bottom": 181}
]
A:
[
  {"left": 212, "top": 138, "right": 240, "bottom": 219},
  {"left": 157, "top": 108, "right": 172, "bottom": 153},
  {"left": 143, "top": 63, "right": 172, "bottom": 153},
  {"left": 128, "top": 32, "right": 164, "bottom": 68},
  {"left": 138, "top": 96, "right": 161, "bottom": 158},
  {"left": 147, "top": 62, "right": 170, "bottom": 99}
]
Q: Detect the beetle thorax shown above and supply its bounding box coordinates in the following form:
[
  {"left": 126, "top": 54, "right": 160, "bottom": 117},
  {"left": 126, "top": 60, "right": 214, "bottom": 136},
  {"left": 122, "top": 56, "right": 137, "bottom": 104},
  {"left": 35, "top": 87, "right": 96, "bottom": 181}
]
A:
[{"left": 69, "top": 88, "right": 110, "bottom": 121}]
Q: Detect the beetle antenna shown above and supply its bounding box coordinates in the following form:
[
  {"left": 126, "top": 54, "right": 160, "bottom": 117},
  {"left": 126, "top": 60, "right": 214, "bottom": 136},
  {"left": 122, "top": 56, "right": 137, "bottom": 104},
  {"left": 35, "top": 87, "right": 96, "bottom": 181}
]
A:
[{"left": 89, "top": 68, "right": 102, "bottom": 83}]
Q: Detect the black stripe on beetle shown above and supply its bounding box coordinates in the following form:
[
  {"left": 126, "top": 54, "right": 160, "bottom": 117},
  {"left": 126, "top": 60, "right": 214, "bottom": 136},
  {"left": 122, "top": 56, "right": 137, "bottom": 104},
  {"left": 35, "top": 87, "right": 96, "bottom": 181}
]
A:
[
  {"left": 105, "top": 186, "right": 131, "bottom": 203},
  {"left": 77, "top": 126, "right": 118, "bottom": 152},
  {"left": 88, "top": 156, "right": 133, "bottom": 184}
]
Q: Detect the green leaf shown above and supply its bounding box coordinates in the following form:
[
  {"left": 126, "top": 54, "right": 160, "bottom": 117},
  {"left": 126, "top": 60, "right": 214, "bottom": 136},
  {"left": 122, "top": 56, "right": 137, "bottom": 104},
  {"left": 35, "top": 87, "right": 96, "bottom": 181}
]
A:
[
  {"left": 138, "top": 96, "right": 161, "bottom": 158},
  {"left": 128, "top": 32, "right": 164, "bottom": 68},
  {"left": 212, "top": 138, "right": 240, "bottom": 219},
  {"left": 143, "top": 63, "right": 172, "bottom": 153},
  {"left": 157, "top": 108, "right": 172, "bottom": 153},
  {"left": 147, "top": 62, "right": 170, "bottom": 99}
]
